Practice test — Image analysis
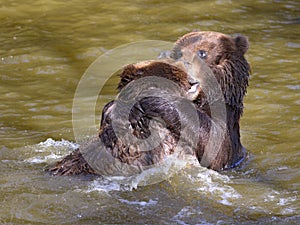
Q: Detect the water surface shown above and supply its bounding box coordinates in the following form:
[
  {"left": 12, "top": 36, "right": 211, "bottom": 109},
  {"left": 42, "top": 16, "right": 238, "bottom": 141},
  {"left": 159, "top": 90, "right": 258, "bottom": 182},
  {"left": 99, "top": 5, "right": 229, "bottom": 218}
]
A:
[{"left": 0, "top": 0, "right": 299, "bottom": 224}]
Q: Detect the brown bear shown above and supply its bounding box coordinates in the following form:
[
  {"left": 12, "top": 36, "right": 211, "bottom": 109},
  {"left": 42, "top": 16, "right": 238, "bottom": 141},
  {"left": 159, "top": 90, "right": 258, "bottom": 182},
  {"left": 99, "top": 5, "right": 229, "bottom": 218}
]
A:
[
  {"left": 171, "top": 31, "right": 250, "bottom": 170},
  {"left": 48, "top": 60, "right": 199, "bottom": 176},
  {"left": 47, "top": 31, "right": 250, "bottom": 175}
]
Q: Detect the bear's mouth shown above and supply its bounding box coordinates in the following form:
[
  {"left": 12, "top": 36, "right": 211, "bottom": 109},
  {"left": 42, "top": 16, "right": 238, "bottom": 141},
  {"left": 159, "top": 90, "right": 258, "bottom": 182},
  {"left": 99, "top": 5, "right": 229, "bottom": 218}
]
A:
[
  {"left": 188, "top": 82, "right": 200, "bottom": 94},
  {"left": 187, "top": 81, "right": 201, "bottom": 100}
]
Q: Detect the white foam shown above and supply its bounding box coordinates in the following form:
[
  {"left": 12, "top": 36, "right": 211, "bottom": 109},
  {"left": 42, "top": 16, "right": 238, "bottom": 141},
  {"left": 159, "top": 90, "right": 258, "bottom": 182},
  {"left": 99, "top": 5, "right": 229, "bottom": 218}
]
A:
[
  {"left": 184, "top": 167, "right": 242, "bottom": 206},
  {"left": 128, "top": 155, "right": 188, "bottom": 188},
  {"left": 118, "top": 198, "right": 157, "bottom": 206},
  {"left": 25, "top": 138, "right": 79, "bottom": 164},
  {"left": 83, "top": 155, "right": 190, "bottom": 194},
  {"left": 85, "top": 178, "right": 123, "bottom": 193},
  {"left": 37, "top": 138, "right": 79, "bottom": 150},
  {"left": 172, "top": 206, "right": 210, "bottom": 225},
  {"left": 25, "top": 153, "right": 62, "bottom": 163},
  {"left": 277, "top": 196, "right": 298, "bottom": 214}
]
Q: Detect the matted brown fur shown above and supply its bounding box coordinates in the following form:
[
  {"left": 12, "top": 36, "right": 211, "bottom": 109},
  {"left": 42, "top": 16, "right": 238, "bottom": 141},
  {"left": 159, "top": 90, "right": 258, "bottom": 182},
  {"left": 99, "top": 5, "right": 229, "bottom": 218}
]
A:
[
  {"left": 117, "top": 60, "right": 191, "bottom": 91},
  {"left": 48, "top": 31, "right": 251, "bottom": 175},
  {"left": 171, "top": 31, "right": 250, "bottom": 170},
  {"left": 48, "top": 149, "right": 96, "bottom": 175},
  {"left": 48, "top": 61, "right": 192, "bottom": 175}
]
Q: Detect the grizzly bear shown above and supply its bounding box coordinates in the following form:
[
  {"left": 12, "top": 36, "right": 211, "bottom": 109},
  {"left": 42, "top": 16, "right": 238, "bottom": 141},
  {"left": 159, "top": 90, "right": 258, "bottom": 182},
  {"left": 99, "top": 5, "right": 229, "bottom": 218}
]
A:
[
  {"left": 48, "top": 31, "right": 250, "bottom": 175},
  {"left": 172, "top": 31, "right": 250, "bottom": 170}
]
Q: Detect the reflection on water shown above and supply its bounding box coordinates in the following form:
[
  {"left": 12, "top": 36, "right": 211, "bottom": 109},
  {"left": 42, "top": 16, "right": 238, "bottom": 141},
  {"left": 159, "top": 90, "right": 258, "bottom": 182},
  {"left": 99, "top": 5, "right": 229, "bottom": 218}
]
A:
[{"left": 0, "top": 0, "right": 299, "bottom": 224}]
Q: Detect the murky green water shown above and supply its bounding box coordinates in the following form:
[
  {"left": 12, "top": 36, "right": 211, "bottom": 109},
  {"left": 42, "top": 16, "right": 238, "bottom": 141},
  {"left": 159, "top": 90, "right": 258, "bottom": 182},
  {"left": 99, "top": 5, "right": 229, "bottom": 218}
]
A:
[{"left": 1, "top": 0, "right": 299, "bottom": 224}]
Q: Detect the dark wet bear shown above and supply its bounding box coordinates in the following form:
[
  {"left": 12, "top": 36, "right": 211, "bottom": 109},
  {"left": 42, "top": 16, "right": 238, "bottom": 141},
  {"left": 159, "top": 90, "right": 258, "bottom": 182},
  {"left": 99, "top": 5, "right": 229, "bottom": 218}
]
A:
[
  {"left": 171, "top": 31, "right": 250, "bottom": 170},
  {"left": 48, "top": 61, "right": 196, "bottom": 176},
  {"left": 48, "top": 31, "right": 250, "bottom": 175}
]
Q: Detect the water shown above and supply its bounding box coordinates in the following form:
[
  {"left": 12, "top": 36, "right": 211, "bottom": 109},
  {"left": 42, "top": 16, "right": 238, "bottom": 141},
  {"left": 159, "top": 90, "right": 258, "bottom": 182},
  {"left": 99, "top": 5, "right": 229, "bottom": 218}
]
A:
[{"left": 1, "top": 0, "right": 300, "bottom": 224}]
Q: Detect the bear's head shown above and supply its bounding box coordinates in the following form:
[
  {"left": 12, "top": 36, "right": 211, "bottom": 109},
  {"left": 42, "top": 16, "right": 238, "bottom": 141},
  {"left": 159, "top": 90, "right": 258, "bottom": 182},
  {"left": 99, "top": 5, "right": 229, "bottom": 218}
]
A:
[{"left": 171, "top": 31, "right": 250, "bottom": 118}]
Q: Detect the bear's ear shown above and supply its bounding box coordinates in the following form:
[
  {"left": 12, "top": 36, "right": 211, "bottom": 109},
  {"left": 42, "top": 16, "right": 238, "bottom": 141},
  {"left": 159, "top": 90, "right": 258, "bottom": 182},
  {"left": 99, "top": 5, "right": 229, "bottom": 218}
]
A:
[{"left": 234, "top": 35, "right": 249, "bottom": 55}]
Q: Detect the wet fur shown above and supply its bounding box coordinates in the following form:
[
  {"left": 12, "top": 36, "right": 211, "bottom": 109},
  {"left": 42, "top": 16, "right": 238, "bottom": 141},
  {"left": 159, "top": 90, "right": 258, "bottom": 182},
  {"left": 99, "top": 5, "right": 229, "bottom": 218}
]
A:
[
  {"left": 48, "top": 31, "right": 250, "bottom": 175},
  {"left": 172, "top": 31, "right": 250, "bottom": 169},
  {"left": 48, "top": 62, "right": 196, "bottom": 175}
]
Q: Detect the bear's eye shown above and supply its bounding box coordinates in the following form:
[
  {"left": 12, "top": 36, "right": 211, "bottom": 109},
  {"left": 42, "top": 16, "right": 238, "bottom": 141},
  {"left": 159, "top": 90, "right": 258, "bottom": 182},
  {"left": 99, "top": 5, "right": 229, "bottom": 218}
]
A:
[{"left": 197, "top": 50, "right": 207, "bottom": 59}]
